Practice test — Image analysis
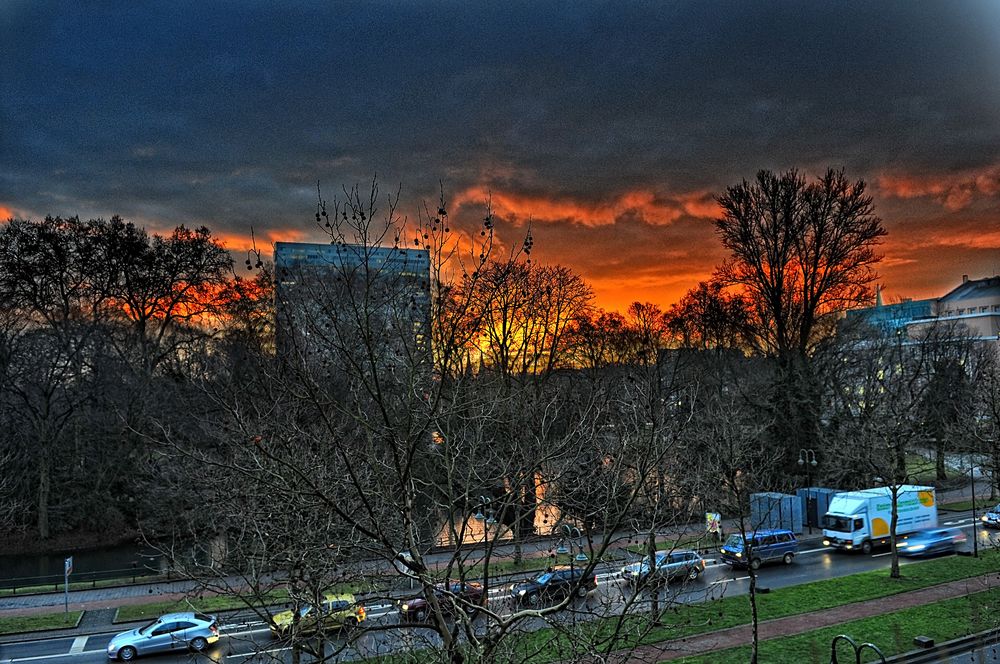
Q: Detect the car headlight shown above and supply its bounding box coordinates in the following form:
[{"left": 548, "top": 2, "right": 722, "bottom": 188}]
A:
[
  {"left": 822, "top": 539, "right": 830, "bottom": 546},
  {"left": 982, "top": 515, "right": 988, "bottom": 521},
  {"left": 735, "top": 552, "right": 742, "bottom": 558},
  {"left": 518, "top": 589, "right": 526, "bottom": 596},
  {"left": 401, "top": 604, "right": 408, "bottom": 611},
  {"left": 907, "top": 544, "right": 926, "bottom": 551}
]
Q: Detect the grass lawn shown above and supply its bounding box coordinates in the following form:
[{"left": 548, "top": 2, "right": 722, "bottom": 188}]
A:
[
  {"left": 114, "top": 591, "right": 286, "bottom": 622},
  {"left": 0, "top": 611, "right": 82, "bottom": 635},
  {"left": 941, "top": 499, "right": 997, "bottom": 512},
  {"left": 674, "top": 586, "right": 999, "bottom": 663},
  {"left": 905, "top": 453, "right": 941, "bottom": 483},
  {"left": 624, "top": 536, "right": 712, "bottom": 556}
]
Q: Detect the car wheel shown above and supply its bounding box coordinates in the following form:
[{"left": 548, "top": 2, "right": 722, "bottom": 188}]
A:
[
  {"left": 576, "top": 585, "right": 588, "bottom": 598},
  {"left": 861, "top": 541, "right": 872, "bottom": 555},
  {"left": 749, "top": 558, "right": 762, "bottom": 571},
  {"left": 782, "top": 552, "right": 794, "bottom": 565},
  {"left": 687, "top": 566, "right": 701, "bottom": 581},
  {"left": 527, "top": 593, "right": 539, "bottom": 607},
  {"left": 415, "top": 609, "right": 426, "bottom": 622},
  {"left": 189, "top": 637, "right": 208, "bottom": 653},
  {"left": 118, "top": 646, "right": 137, "bottom": 662}
]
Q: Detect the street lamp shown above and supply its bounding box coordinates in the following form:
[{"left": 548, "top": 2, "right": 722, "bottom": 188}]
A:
[{"left": 798, "top": 449, "right": 818, "bottom": 534}]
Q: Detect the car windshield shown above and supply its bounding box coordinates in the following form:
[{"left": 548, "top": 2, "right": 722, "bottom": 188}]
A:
[
  {"left": 724, "top": 535, "right": 744, "bottom": 549},
  {"left": 824, "top": 515, "right": 854, "bottom": 531},
  {"left": 990, "top": 505, "right": 1000, "bottom": 514},
  {"left": 138, "top": 619, "right": 160, "bottom": 635},
  {"left": 297, "top": 605, "right": 314, "bottom": 617},
  {"left": 535, "top": 572, "right": 554, "bottom": 584}
]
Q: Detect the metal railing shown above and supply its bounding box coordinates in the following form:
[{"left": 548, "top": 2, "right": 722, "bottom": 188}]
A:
[{"left": 0, "top": 563, "right": 164, "bottom": 595}]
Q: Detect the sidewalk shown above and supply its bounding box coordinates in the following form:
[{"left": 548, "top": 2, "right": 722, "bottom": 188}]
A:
[{"left": 598, "top": 573, "right": 997, "bottom": 663}]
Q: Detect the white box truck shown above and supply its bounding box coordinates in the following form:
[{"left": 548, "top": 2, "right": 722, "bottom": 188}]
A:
[{"left": 822, "top": 485, "right": 937, "bottom": 554}]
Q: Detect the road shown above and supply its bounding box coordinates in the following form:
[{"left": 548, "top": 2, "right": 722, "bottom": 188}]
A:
[{"left": 2, "top": 514, "right": 993, "bottom": 664}]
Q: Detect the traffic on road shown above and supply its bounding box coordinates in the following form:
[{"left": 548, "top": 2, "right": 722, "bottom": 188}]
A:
[{"left": 1, "top": 512, "right": 992, "bottom": 664}]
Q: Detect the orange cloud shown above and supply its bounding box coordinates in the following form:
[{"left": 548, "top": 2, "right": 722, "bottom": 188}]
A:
[
  {"left": 451, "top": 186, "right": 719, "bottom": 227},
  {"left": 0, "top": 204, "right": 15, "bottom": 220},
  {"left": 214, "top": 228, "right": 309, "bottom": 252},
  {"left": 877, "top": 164, "right": 1000, "bottom": 211}
]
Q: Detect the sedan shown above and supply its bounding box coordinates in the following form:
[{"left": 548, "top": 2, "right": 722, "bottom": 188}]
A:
[
  {"left": 510, "top": 566, "right": 597, "bottom": 607},
  {"left": 899, "top": 528, "right": 967, "bottom": 557},
  {"left": 399, "top": 581, "right": 485, "bottom": 622},
  {"left": 107, "top": 612, "right": 219, "bottom": 661}
]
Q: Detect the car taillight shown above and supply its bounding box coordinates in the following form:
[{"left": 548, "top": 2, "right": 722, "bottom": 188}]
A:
[
  {"left": 211, "top": 624, "right": 219, "bottom": 636},
  {"left": 357, "top": 606, "right": 366, "bottom": 620},
  {"left": 593, "top": 575, "right": 598, "bottom": 586}
]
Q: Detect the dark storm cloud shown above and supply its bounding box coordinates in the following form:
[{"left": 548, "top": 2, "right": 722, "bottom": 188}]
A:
[{"left": 2, "top": 0, "right": 999, "bottom": 307}]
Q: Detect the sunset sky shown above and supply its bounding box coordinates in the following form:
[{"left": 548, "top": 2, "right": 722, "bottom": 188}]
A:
[{"left": 3, "top": 1, "right": 999, "bottom": 313}]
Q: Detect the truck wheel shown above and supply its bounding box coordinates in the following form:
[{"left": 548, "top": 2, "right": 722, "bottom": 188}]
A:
[
  {"left": 749, "top": 558, "right": 762, "bottom": 571},
  {"left": 861, "top": 541, "right": 872, "bottom": 555},
  {"left": 782, "top": 552, "right": 794, "bottom": 565}
]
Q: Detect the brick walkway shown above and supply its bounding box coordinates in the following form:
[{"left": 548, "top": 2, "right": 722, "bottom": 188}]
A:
[{"left": 595, "top": 573, "right": 998, "bottom": 663}]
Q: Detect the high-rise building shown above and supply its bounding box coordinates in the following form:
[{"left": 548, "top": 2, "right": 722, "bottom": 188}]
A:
[{"left": 274, "top": 241, "right": 431, "bottom": 369}]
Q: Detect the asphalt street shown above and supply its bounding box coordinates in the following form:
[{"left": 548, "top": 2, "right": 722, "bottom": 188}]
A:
[{"left": 1, "top": 513, "right": 993, "bottom": 664}]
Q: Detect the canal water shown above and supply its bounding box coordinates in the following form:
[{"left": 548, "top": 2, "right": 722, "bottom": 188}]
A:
[{"left": 0, "top": 542, "right": 164, "bottom": 589}]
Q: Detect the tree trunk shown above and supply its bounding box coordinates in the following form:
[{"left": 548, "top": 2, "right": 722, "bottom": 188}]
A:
[
  {"left": 37, "top": 460, "right": 50, "bottom": 539},
  {"left": 748, "top": 560, "right": 760, "bottom": 664},
  {"left": 889, "top": 490, "right": 900, "bottom": 579},
  {"left": 648, "top": 530, "right": 660, "bottom": 625},
  {"left": 936, "top": 439, "right": 947, "bottom": 481}
]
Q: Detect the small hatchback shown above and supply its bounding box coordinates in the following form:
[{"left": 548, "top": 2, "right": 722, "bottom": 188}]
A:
[
  {"left": 720, "top": 529, "right": 798, "bottom": 570},
  {"left": 107, "top": 612, "right": 219, "bottom": 660},
  {"left": 270, "top": 594, "right": 366, "bottom": 637}
]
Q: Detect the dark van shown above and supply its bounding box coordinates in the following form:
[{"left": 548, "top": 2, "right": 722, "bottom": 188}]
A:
[{"left": 720, "top": 529, "right": 798, "bottom": 570}]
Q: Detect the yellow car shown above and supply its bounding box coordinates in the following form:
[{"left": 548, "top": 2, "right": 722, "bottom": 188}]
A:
[{"left": 271, "top": 594, "right": 366, "bottom": 637}]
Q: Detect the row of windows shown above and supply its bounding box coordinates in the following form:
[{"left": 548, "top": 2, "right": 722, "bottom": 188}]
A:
[{"left": 943, "top": 305, "right": 1000, "bottom": 316}]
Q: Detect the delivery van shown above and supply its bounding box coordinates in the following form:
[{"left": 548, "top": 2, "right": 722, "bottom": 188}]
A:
[{"left": 822, "top": 485, "right": 937, "bottom": 554}]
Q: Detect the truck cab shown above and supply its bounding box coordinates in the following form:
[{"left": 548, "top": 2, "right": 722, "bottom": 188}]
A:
[{"left": 822, "top": 509, "right": 870, "bottom": 553}]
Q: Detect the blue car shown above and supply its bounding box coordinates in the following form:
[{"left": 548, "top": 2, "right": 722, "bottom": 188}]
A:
[
  {"left": 898, "top": 528, "right": 966, "bottom": 557},
  {"left": 720, "top": 529, "right": 798, "bottom": 570}
]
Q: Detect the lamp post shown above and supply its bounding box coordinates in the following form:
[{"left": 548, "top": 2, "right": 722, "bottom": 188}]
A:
[{"left": 798, "top": 449, "right": 818, "bottom": 534}]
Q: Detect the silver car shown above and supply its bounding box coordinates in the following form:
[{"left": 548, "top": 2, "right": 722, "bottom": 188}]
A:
[
  {"left": 621, "top": 550, "right": 705, "bottom": 585},
  {"left": 107, "top": 612, "right": 219, "bottom": 660}
]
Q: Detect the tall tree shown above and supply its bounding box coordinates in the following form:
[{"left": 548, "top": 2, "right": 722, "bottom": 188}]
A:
[{"left": 714, "top": 168, "right": 886, "bottom": 459}]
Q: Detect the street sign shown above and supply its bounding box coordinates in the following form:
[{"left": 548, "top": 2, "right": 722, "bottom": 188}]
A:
[{"left": 64, "top": 556, "right": 73, "bottom": 575}]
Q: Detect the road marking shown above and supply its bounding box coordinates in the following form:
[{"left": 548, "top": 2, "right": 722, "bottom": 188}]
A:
[
  {"left": 68, "top": 637, "right": 87, "bottom": 655},
  {"left": 872, "top": 551, "right": 893, "bottom": 558},
  {"left": 709, "top": 576, "right": 748, "bottom": 586},
  {"left": 5, "top": 649, "right": 105, "bottom": 662}
]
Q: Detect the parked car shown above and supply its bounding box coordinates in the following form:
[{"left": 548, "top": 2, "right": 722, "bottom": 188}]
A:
[
  {"left": 720, "top": 529, "right": 798, "bottom": 570},
  {"left": 270, "top": 594, "right": 366, "bottom": 637},
  {"left": 898, "top": 528, "right": 966, "bottom": 557},
  {"left": 107, "top": 612, "right": 219, "bottom": 661},
  {"left": 509, "top": 566, "right": 598, "bottom": 607},
  {"left": 399, "top": 581, "right": 486, "bottom": 622},
  {"left": 621, "top": 550, "right": 705, "bottom": 586},
  {"left": 981, "top": 504, "right": 1000, "bottom": 529}
]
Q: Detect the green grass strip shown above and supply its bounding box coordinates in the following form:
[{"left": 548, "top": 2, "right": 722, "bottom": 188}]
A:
[
  {"left": 0, "top": 611, "right": 82, "bottom": 635},
  {"left": 673, "top": 585, "right": 999, "bottom": 663}
]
